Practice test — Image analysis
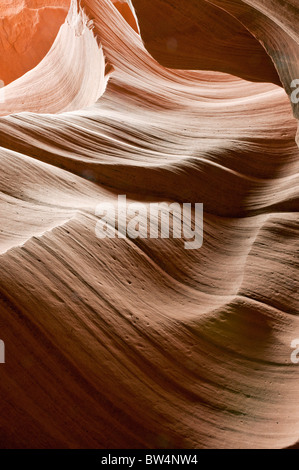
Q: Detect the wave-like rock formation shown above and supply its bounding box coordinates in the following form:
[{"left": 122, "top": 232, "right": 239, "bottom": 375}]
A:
[
  {"left": 0, "top": 0, "right": 298, "bottom": 449},
  {"left": 0, "top": 1, "right": 109, "bottom": 114}
]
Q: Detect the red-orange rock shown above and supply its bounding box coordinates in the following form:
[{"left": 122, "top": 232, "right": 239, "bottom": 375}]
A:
[{"left": 0, "top": 0, "right": 70, "bottom": 85}]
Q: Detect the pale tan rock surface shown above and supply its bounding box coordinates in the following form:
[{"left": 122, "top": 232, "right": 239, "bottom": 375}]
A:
[{"left": 0, "top": 0, "right": 298, "bottom": 449}]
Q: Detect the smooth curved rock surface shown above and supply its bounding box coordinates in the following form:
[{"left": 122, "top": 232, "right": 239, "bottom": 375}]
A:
[{"left": 0, "top": 0, "right": 298, "bottom": 449}]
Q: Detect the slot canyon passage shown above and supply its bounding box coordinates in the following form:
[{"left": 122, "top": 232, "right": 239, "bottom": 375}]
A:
[{"left": 0, "top": 0, "right": 298, "bottom": 449}]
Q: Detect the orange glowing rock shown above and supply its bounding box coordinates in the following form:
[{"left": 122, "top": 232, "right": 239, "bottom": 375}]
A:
[
  {"left": 112, "top": 0, "right": 139, "bottom": 33},
  {"left": 0, "top": 0, "right": 70, "bottom": 85}
]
